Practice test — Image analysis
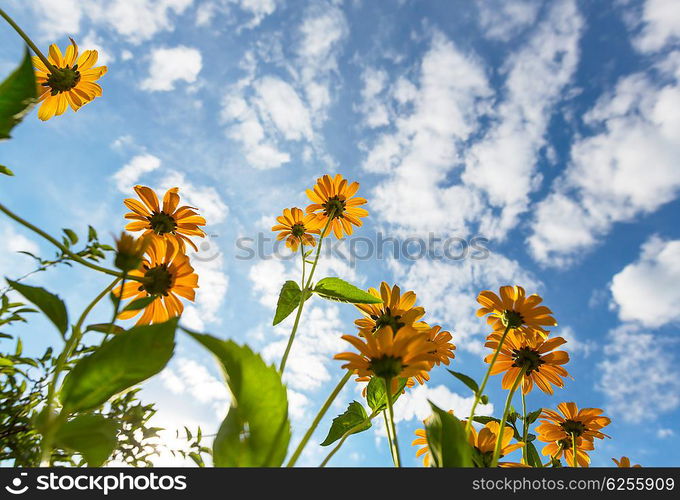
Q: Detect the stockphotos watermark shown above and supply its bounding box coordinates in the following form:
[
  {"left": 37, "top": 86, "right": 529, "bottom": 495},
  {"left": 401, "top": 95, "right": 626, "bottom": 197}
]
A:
[{"left": 233, "top": 232, "right": 491, "bottom": 266}]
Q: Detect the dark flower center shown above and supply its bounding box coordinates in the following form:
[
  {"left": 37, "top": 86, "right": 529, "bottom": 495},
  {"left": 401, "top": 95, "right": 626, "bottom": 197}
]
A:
[
  {"left": 148, "top": 211, "right": 177, "bottom": 235},
  {"left": 371, "top": 307, "right": 405, "bottom": 333},
  {"left": 502, "top": 309, "right": 524, "bottom": 328},
  {"left": 44, "top": 66, "right": 81, "bottom": 95},
  {"left": 369, "top": 355, "right": 403, "bottom": 379},
  {"left": 511, "top": 347, "right": 544, "bottom": 375},
  {"left": 560, "top": 419, "right": 587, "bottom": 438},
  {"left": 291, "top": 223, "right": 306, "bottom": 237},
  {"left": 140, "top": 264, "right": 173, "bottom": 296},
  {"left": 323, "top": 196, "right": 346, "bottom": 218}
]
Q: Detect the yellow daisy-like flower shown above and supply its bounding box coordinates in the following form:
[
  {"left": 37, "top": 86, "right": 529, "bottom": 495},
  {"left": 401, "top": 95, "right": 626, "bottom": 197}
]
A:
[
  {"left": 410, "top": 325, "right": 456, "bottom": 386},
  {"left": 271, "top": 207, "right": 321, "bottom": 251},
  {"left": 354, "top": 282, "right": 429, "bottom": 336},
  {"left": 305, "top": 174, "right": 368, "bottom": 239},
  {"left": 484, "top": 330, "right": 570, "bottom": 395},
  {"left": 114, "top": 232, "right": 151, "bottom": 272},
  {"left": 470, "top": 421, "right": 525, "bottom": 466},
  {"left": 541, "top": 436, "right": 594, "bottom": 467},
  {"left": 476, "top": 285, "right": 557, "bottom": 338},
  {"left": 613, "top": 456, "right": 641, "bottom": 468},
  {"left": 537, "top": 402, "right": 611, "bottom": 467},
  {"left": 124, "top": 185, "right": 206, "bottom": 252},
  {"left": 33, "top": 39, "right": 107, "bottom": 121},
  {"left": 334, "top": 325, "right": 436, "bottom": 380},
  {"left": 115, "top": 238, "right": 198, "bottom": 325}
]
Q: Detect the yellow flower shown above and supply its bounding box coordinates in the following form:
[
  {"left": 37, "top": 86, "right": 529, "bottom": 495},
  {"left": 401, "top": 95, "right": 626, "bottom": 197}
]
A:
[
  {"left": 426, "top": 325, "right": 456, "bottom": 366},
  {"left": 613, "top": 456, "right": 641, "bottom": 468},
  {"left": 536, "top": 402, "right": 611, "bottom": 467},
  {"left": 484, "top": 330, "right": 570, "bottom": 395},
  {"left": 115, "top": 238, "right": 198, "bottom": 325},
  {"left": 124, "top": 185, "right": 206, "bottom": 252},
  {"left": 271, "top": 207, "right": 321, "bottom": 251},
  {"left": 33, "top": 39, "right": 107, "bottom": 121},
  {"left": 470, "top": 421, "right": 525, "bottom": 466},
  {"left": 334, "top": 325, "right": 436, "bottom": 380},
  {"left": 114, "top": 232, "right": 150, "bottom": 272},
  {"left": 305, "top": 174, "right": 368, "bottom": 239},
  {"left": 476, "top": 286, "right": 556, "bottom": 338},
  {"left": 354, "top": 282, "right": 428, "bottom": 336}
]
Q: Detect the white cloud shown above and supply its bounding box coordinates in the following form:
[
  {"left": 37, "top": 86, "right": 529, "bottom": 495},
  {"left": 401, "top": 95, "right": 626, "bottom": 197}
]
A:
[
  {"left": 528, "top": 64, "right": 680, "bottom": 266},
  {"left": 140, "top": 46, "right": 202, "bottom": 92},
  {"left": 393, "top": 384, "right": 493, "bottom": 424},
  {"left": 390, "top": 251, "right": 539, "bottom": 352},
  {"left": 30, "top": 0, "right": 193, "bottom": 44},
  {"left": 463, "top": 0, "right": 583, "bottom": 240},
  {"left": 81, "top": 31, "right": 114, "bottom": 66},
  {"left": 557, "top": 326, "right": 596, "bottom": 358},
  {"left": 356, "top": 67, "right": 390, "bottom": 128},
  {"left": 610, "top": 236, "right": 680, "bottom": 328},
  {"left": 634, "top": 0, "right": 680, "bottom": 53},
  {"left": 476, "top": 0, "right": 541, "bottom": 41},
  {"left": 657, "top": 428, "right": 675, "bottom": 438},
  {"left": 195, "top": 0, "right": 277, "bottom": 29},
  {"left": 111, "top": 153, "right": 161, "bottom": 192},
  {"left": 159, "top": 170, "right": 229, "bottom": 224},
  {"left": 0, "top": 222, "right": 41, "bottom": 284},
  {"left": 254, "top": 77, "right": 313, "bottom": 141},
  {"left": 598, "top": 324, "right": 680, "bottom": 423}
]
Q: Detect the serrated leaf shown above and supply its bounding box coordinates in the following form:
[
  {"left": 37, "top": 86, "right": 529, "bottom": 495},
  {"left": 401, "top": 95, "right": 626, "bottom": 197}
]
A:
[
  {"left": 447, "top": 369, "right": 480, "bottom": 395},
  {"left": 7, "top": 279, "right": 68, "bottom": 336},
  {"left": 320, "top": 401, "right": 371, "bottom": 446},
  {"left": 54, "top": 414, "right": 118, "bottom": 467},
  {"left": 122, "top": 295, "right": 156, "bottom": 312},
  {"left": 186, "top": 331, "right": 290, "bottom": 467},
  {"left": 313, "top": 277, "right": 383, "bottom": 304},
  {"left": 273, "top": 281, "right": 309, "bottom": 326},
  {"left": 425, "top": 402, "right": 473, "bottom": 468},
  {"left": 365, "top": 376, "right": 407, "bottom": 412},
  {"left": 0, "top": 48, "right": 37, "bottom": 140},
  {"left": 0, "top": 165, "right": 14, "bottom": 176},
  {"left": 60, "top": 319, "right": 177, "bottom": 411}
]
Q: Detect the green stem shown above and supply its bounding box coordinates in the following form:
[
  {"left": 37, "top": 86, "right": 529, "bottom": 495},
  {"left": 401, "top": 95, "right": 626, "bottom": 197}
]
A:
[
  {"left": 382, "top": 410, "right": 397, "bottom": 466},
  {"left": 0, "top": 7, "right": 58, "bottom": 73},
  {"left": 0, "top": 202, "right": 141, "bottom": 282},
  {"left": 571, "top": 433, "right": 578, "bottom": 468},
  {"left": 279, "top": 213, "right": 334, "bottom": 374},
  {"left": 383, "top": 377, "right": 401, "bottom": 467},
  {"left": 104, "top": 272, "right": 126, "bottom": 341},
  {"left": 319, "top": 410, "right": 379, "bottom": 467},
  {"left": 286, "top": 369, "right": 351, "bottom": 467},
  {"left": 491, "top": 367, "right": 525, "bottom": 467},
  {"left": 465, "top": 324, "right": 512, "bottom": 437},
  {"left": 39, "top": 277, "right": 119, "bottom": 465},
  {"left": 521, "top": 390, "right": 528, "bottom": 464}
]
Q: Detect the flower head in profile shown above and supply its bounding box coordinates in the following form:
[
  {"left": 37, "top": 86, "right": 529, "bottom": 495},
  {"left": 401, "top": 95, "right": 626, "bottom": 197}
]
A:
[
  {"left": 537, "top": 402, "right": 611, "bottom": 467},
  {"left": 33, "top": 38, "right": 107, "bottom": 121},
  {"left": 271, "top": 207, "right": 321, "bottom": 251},
  {"left": 410, "top": 325, "right": 456, "bottom": 386},
  {"left": 477, "top": 286, "right": 556, "bottom": 338},
  {"left": 484, "top": 330, "right": 570, "bottom": 395},
  {"left": 354, "top": 282, "right": 428, "bottom": 337},
  {"left": 613, "top": 456, "right": 641, "bottom": 468},
  {"left": 469, "top": 421, "right": 525, "bottom": 467},
  {"left": 334, "top": 325, "right": 436, "bottom": 380},
  {"left": 114, "top": 232, "right": 150, "bottom": 272},
  {"left": 115, "top": 238, "right": 198, "bottom": 325},
  {"left": 305, "top": 174, "right": 368, "bottom": 239},
  {"left": 124, "top": 186, "right": 206, "bottom": 252}
]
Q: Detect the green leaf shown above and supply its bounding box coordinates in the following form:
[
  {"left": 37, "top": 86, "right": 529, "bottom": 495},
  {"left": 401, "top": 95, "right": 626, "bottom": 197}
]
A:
[
  {"left": 472, "top": 416, "right": 499, "bottom": 425},
  {"left": 54, "top": 414, "right": 119, "bottom": 467},
  {"left": 121, "top": 296, "right": 156, "bottom": 312},
  {"left": 0, "top": 48, "right": 37, "bottom": 140},
  {"left": 63, "top": 228, "right": 79, "bottom": 245},
  {"left": 0, "top": 165, "right": 14, "bottom": 176},
  {"left": 272, "top": 281, "right": 309, "bottom": 326},
  {"left": 424, "top": 402, "right": 473, "bottom": 468},
  {"left": 526, "top": 441, "right": 543, "bottom": 468},
  {"left": 320, "top": 401, "right": 371, "bottom": 446},
  {"left": 447, "top": 369, "right": 480, "bottom": 394},
  {"left": 313, "top": 277, "right": 383, "bottom": 304},
  {"left": 85, "top": 323, "right": 127, "bottom": 335},
  {"left": 6, "top": 279, "right": 68, "bottom": 336},
  {"left": 60, "top": 318, "right": 177, "bottom": 411},
  {"left": 187, "top": 332, "right": 290, "bottom": 467},
  {"left": 365, "top": 376, "right": 407, "bottom": 412},
  {"left": 524, "top": 408, "right": 542, "bottom": 425}
]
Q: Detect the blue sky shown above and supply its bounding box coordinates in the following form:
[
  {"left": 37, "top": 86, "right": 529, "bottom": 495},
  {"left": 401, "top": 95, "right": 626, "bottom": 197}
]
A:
[{"left": 1, "top": 0, "right": 679, "bottom": 467}]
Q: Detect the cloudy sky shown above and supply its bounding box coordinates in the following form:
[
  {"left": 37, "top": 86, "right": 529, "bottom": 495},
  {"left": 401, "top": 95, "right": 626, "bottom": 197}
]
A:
[{"left": 1, "top": 0, "right": 679, "bottom": 467}]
